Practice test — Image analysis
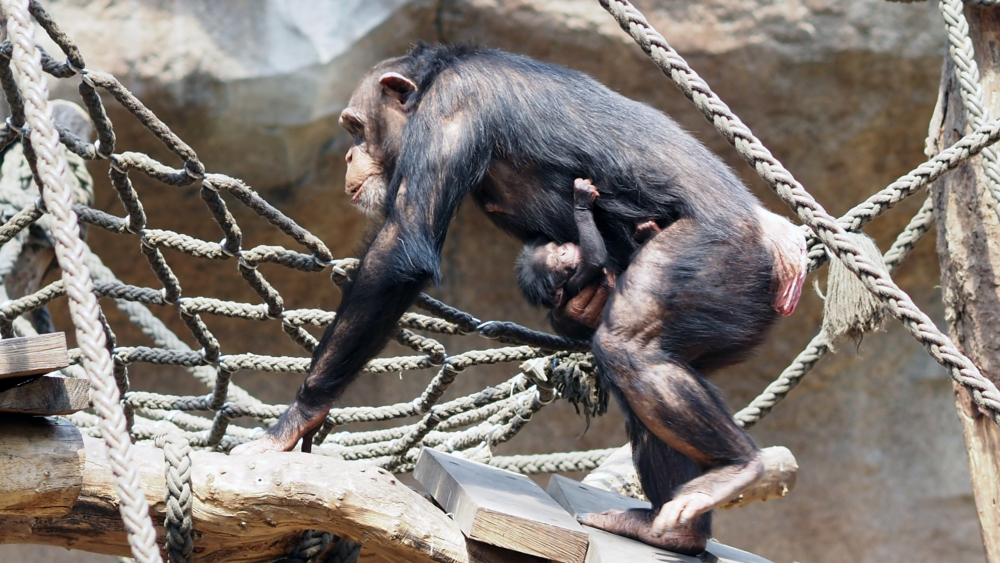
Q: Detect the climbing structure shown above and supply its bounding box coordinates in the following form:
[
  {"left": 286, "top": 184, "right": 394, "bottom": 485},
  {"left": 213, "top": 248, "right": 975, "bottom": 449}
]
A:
[{"left": 0, "top": 0, "right": 998, "bottom": 562}]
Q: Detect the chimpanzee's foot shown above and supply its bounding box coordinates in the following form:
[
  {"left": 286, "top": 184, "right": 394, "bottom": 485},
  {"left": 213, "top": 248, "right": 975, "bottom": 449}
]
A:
[
  {"left": 651, "top": 456, "right": 765, "bottom": 536},
  {"left": 579, "top": 508, "right": 707, "bottom": 555}
]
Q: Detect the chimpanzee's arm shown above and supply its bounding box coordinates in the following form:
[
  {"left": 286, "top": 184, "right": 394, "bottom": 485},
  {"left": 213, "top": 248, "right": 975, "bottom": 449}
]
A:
[
  {"left": 239, "top": 109, "right": 488, "bottom": 453},
  {"left": 549, "top": 281, "right": 609, "bottom": 340},
  {"left": 565, "top": 180, "right": 608, "bottom": 297}
]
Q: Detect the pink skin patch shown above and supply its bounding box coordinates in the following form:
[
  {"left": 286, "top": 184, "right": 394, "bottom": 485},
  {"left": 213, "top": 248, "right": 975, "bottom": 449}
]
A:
[
  {"left": 546, "top": 241, "right": 580, "bottom": 272},
  {"left": 756, "top": 208, "right": 807, "bottom": 316}
]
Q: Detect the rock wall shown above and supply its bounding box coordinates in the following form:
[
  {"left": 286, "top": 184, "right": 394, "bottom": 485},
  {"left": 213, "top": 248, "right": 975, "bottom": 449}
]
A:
[{"left": 3, "top": 1, "right": 986, "bottom": 563}]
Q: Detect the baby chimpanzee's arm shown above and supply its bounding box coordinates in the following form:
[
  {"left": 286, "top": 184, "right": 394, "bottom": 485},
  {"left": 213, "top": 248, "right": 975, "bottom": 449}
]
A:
[{"left": 565, "top": 179, "right": 608, "bottom": 297}]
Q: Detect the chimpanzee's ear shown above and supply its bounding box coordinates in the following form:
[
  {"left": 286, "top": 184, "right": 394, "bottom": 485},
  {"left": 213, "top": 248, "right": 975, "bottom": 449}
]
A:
[{"left": 379, "top": 72, "right": 418, "bottom": 103}]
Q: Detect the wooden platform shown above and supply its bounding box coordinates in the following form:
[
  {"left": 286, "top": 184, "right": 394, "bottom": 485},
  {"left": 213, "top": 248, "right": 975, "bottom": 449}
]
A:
[
  {"left": 0, "top": 375, "right": 90, "bottom": 415},
  {"left": 0, "top": 333, "right": 87, "bottom": 416},
  {"left": 0, "top": 333, "right": 69, "bottom": 383},
  {"left": 413, "top": 448, "right": 775, "bottom": 563},
  {"left": 415, "top": 448, "right": 589, "bottom": 563}
]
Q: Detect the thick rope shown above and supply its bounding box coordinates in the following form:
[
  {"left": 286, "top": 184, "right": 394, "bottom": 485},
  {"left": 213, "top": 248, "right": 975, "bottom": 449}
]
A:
[
  {"left": 804, "top": 113, "right": 1000, "bottom": 269},
  {"left": 155, "top": 432, "right": 194, "bottom": 563},
  {"left": 938, "top": 0, "right": 1000, "bottom": 220},
  {"left": 0, "top": 1, "right": 161, "bottom": 561}
]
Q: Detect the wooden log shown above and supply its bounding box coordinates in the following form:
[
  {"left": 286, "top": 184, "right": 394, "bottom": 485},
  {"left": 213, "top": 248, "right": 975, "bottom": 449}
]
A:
[
  {"left": 414, "top": 448, "right": 590, "bottom": 563},
  {"left": 0, "top": 333, "right": 69, "bottom": 380},
  {"left": 720, "top": 446, "right": 797, "bottom": 508},
  {"left": 931, "top": 14, "right": 1000, "bottom": 560},
  {"left": 0, "top": 420, "right": 532, "bottom": 563},
  {"left": 545, "top": 475, "right": 773, "bottom": 563},
  {"left": 0, "top": 416, "right": 84, "bottom": 517},
  {"left": 0, "top": 375, "right": 91, "bottom": 415},
  {"left": 581, "top": 444, "right": 797, "bottom": 509}
]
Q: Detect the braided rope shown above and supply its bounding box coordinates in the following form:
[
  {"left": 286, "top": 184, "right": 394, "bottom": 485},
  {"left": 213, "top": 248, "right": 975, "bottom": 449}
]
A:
[
  {"left": 0, "top": 2, "right": 161, "bottom": 561},
  {"left": 155, "top": 433, "right": 194, "bottom": 563},
  {"left": 277, "top": 531, "right": 334, "bottom": 563},
  {"left": 805, "top": 114, "right": 1000, "bottom": 270},
  {"left": 599, "top": 0, "right": 1000, "bottom": 425},
  {"left": 938, "top": 0, "right": 1000, "bottom": 219}
]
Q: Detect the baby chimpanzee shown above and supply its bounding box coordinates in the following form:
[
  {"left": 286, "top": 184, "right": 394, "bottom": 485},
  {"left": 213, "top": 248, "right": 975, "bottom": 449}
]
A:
[
  {"left": 517, "top": 179, "right": 614, "bottom": 310},
  {"left": 518, "top": 179, "right": 805, "bottom": 328}
]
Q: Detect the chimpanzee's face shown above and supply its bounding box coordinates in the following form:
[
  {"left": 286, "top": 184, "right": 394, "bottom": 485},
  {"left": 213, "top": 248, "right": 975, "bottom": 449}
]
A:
[
  {"left": 534, "top": 241, "right": 582, "bottom": 307},
  {"left": 340, "top": 106, "right": 387, "bottom": 219},
  {"left": 339, "top": 66, "right": 416, "bottom": 221}
]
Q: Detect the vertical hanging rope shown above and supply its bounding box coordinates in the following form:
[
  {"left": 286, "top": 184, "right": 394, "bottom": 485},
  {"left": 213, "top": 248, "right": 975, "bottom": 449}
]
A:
[
  {"left": 938, "top": 0, "right": 1000, "bottom": 219},
  {"left": 0, "top": 1, "right": 162, "bottom": 561}
]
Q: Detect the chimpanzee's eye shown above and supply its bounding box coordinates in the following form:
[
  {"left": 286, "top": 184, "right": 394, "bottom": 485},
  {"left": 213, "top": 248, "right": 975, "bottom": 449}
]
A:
[{"left": 339, "top": 110, "right": 365, "bottom": 138}]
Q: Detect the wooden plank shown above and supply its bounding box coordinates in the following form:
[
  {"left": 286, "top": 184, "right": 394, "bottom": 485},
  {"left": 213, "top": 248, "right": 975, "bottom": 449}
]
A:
[
  {"left": 545, "top": 475, "right": 774, "bottom": 563},
  {"left": 0, "top": 333, "right": 69, "bottom": 380},
  {"left": 931, "top": 12, "right": 1000, "bottom": 561},
  {"left": 0, "top": 415, "right": 84, "bottom": 516},
  {"left": 414, "top": 448, "right": 590, "bottom": 563},
  {"left": 0, "top": 375, "right": 91, "bottom": 415}
]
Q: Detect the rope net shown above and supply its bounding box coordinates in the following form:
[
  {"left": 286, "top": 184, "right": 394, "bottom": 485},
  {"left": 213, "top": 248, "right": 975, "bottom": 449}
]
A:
[{"left": 1, "top": 0, "right": 999, "bottom": 562}]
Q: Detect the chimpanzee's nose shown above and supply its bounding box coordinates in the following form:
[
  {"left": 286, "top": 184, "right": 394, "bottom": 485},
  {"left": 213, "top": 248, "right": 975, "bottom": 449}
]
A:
[{"left": 345, "top": 150, "right": 353, "bottom": 165}]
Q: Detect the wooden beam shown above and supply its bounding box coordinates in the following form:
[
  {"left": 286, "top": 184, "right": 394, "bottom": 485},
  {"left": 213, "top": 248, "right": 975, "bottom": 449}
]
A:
[
  {"left": 0, "top": 333, "right": 69, "bottom": 380},
  {"left": 0, "top": 375, "right": 90, "bottom": 415},
  {"left": 414, "top": 448, "right": 590, "bottom": 563},
  {"left": 0, "top": 416, "right": 83, "bottom": 517},
  {"left": 930, "top": 6, "right": 1000, "bottom": 561},
  {"left": 545, "top": 475, "right": 773, "bottom": 563},
  {"left": 0, "top": 419, "right": 530, "bottom": 563}
]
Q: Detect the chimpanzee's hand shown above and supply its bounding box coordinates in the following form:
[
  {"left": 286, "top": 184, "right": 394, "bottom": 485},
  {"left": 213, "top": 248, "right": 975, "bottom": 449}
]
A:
[
  {"left": 554, "top": 274, "right": 612, "bottom": 330},
  {"left": 573, "top": 178, "right": 600, "bottom": 209},
  {"left": 230, "top": 401, "right": 327, "bottom": 455}
]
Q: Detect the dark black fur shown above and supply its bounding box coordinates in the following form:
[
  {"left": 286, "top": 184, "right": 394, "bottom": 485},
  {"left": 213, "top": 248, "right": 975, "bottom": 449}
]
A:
[{"left": 267, "top": 44, "right": 778, "bottom": 549}]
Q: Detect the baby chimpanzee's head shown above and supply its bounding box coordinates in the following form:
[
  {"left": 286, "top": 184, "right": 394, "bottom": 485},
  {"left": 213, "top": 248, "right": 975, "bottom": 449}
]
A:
[{"left": 516, "top": 238, "right": 582, "bottom": 309}]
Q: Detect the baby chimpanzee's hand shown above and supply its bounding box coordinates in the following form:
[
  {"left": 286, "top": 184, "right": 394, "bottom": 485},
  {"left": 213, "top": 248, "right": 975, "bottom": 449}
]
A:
[{"left": 574, "top": 178, "right": 600, "bottom": 208}]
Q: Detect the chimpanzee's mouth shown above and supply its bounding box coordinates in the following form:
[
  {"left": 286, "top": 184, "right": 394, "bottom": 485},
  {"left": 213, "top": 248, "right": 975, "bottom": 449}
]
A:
[{"left": 348, "top": 180, "right": 366, "bottom": 203}]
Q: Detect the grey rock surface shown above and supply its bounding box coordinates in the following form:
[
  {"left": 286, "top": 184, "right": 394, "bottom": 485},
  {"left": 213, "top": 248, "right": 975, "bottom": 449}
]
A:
[{"left": 4, "top": 1, "right": 985, "bottom": 563}]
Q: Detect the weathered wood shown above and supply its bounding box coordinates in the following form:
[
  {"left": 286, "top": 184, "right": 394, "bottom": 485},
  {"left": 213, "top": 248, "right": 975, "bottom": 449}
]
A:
[
  {"left": 545, "top": 475, "right": 773, "bottom": 563},
  {"left": 0, "top": 333, "right": 69, "bottom": 380},
  {"left": 720, "top": 446, "right": 797, "bottom": 508},
  {"left": 931, "top": 7, "right": 1000, "bottom": 561},
  {"left": 0, "top": 375, "right": 90, "bottom": 415},
  {"left": 0, "top": 424, "right": 529, "bottom": 563},
  {"left": 581, "top": 445, "right": 798, "bottom": 509},
  {"left": 414, "top": 448, "right": 590, "bottom": 563},
  {"left": 0, "top": 416, "right": 84, "bottom": 517}
]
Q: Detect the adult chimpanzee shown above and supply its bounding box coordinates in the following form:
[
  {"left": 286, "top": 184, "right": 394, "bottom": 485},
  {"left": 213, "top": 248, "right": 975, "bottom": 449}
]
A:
[{"left": 232, "top": 43, "right": 807, "bottom": 554}]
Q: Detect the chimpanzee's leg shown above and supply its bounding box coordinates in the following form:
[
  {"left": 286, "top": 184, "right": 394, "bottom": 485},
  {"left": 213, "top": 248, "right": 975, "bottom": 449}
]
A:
[
  {"left": 581, "top": 218, "right": 772, "bottom": 551},
  {"left": 580, "top": 392, "right": 710, "bottom": 554}
]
